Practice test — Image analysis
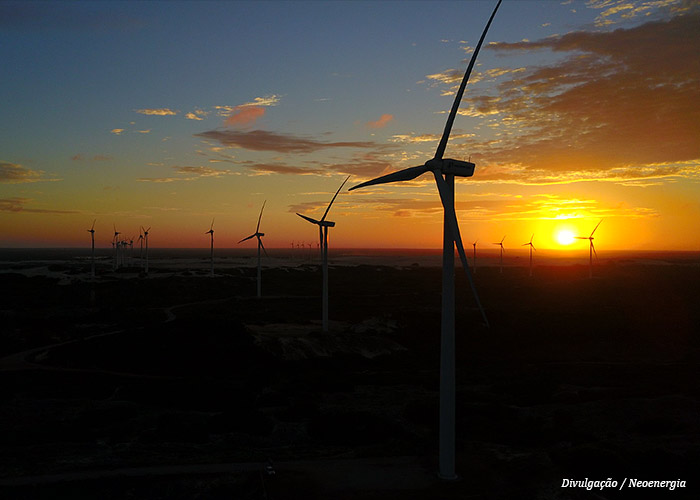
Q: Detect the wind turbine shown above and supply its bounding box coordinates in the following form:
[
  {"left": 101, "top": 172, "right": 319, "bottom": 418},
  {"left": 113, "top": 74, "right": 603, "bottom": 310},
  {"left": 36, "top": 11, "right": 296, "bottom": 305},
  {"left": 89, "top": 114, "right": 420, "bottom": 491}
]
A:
[
  {"left": 141, "top": 226, "right": 151, "bottom": 275},
  {"left": 576, "top": 219, "right": 602, "bottom": 279},
  {"left": 493, "top": 236, "right": 506, "bottom": 274},
  {"left": 87, "top": 220, "right": 96, "bottom": 278},
  {"left": 522, "top": 234, "right": 536, "bottom": 277},
  {"left": 472, "top": 240, "right": 478, "bottom": 275},
  {"left": 297, "top": 175, "right": 350, "bottom": 333},
  {"left": 206, "top": 218, "right": 215, "bottom": 276},
  {"left": 348, "top": 0, "right": 500, "bottom": 480},
  {"left": 239, "top": 201, "right": 267, "bottom": 298},
  {"left": 112, "top": 224, "right": 120, "bottom": 270}
]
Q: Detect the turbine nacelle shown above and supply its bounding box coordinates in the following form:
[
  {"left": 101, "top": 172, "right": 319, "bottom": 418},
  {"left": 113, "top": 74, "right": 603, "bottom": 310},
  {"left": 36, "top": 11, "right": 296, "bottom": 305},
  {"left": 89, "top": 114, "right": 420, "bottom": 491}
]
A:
[{"left": 426, "top": 158, "right": 475, "bottom": 177}]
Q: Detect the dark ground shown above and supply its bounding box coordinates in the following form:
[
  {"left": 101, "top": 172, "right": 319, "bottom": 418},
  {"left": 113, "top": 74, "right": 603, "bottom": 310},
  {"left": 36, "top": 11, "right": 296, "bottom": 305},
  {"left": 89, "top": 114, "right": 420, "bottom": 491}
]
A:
[{"left": 0, "top": 258, "right": 699, "bottom": 499}]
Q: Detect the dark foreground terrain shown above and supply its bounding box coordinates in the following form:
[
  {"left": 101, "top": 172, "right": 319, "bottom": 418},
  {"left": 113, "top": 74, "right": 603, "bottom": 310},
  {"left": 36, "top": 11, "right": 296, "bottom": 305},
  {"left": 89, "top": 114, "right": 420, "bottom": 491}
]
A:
[{"left": 1, "top": 258, "right": 699, "bottom": 499}]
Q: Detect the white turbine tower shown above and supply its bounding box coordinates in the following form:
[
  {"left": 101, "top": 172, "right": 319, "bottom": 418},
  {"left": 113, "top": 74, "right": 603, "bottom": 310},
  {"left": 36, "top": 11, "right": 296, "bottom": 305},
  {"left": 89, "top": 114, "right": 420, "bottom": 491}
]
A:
[
  {"left": 141, "top": 226, "right": 151, "bottom": 275},
  {"left": 493, "top": 236, "right": 506, "bottom": 274},
  {"left": 206, "top": 218, "right": 215, "bottom": 276},
  {"left": 239, "top": 201, "right": 267, "bottom": 298},
  {"left": 87, "top": 219, "right": 96, "bottom": 278},
  {"left": 349, "top": 0, "right": 500, "bottom": 480},
  {"left": 297, "top": 176, "right": 349, "bottom": 332},
  {"left": 576, "top": 219, "right": 602, "bottom": 279},
  {"left": 522, "top": 234, "right": 536, "bottom": 277}
]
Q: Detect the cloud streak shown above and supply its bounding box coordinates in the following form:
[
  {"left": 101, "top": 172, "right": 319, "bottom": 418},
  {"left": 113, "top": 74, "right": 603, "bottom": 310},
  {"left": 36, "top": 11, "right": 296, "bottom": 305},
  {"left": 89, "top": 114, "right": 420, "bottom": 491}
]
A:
[
  {"left": 135, "top": 108, "right": 177, "bottom": 116},
  {"left": 366, "top": 114, "right": 394, "bottom": 129},
  {"left": 195, "top": 130, "right": 376, "bottom": 154},
  {"left": 0, "top": 197, "right": 78, "bottom": 214},
  {"left": 0, "top": 162, "right": 57, "bottom": 183}
]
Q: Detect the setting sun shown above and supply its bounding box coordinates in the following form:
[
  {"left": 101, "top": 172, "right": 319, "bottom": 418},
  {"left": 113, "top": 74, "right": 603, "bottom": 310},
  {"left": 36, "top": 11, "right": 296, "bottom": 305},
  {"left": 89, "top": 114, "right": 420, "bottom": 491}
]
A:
[{"left": 556, "top": 230, "right": 575, "bottom": 246}]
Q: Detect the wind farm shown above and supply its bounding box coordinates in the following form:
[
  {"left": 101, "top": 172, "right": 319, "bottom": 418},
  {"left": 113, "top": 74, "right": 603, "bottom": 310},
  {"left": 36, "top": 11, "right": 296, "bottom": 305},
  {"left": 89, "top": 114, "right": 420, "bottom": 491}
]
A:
[{"left": 1, "top": 0, "right": 699, "bottom": 499}]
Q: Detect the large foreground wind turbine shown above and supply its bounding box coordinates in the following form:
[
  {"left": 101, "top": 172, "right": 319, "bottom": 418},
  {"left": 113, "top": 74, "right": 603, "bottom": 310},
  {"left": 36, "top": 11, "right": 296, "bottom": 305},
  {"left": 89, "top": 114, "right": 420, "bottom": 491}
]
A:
[
  {"left": 576, "top": 219, "right": 602, "bottom": 279},
  {"left": 522, "top": 234, "right": 536, "bottom": 277},
  {"left": 206, "top": 218, "right": 215, "bottom": 276},
  {"left": 349, "top": 0, "right": 501, "bottom": 480},
  {"left": 87, "top": 220, "right": 96, "bottom": 278},
  {"left": 493, "top": 236, "right": 506, "bottom": 274},
  {"left": 297, "top": 175, "right": 350, "bottom": 332},
  {"left": 239, "top": 201, "right": 267, "bottom": 298}
]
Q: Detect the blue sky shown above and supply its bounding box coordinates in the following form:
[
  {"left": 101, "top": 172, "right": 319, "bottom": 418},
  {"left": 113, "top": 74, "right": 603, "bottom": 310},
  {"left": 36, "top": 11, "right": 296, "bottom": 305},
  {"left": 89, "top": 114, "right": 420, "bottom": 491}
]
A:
[{"left": 1, "top": 0, "right": 699, "bottom": 250}]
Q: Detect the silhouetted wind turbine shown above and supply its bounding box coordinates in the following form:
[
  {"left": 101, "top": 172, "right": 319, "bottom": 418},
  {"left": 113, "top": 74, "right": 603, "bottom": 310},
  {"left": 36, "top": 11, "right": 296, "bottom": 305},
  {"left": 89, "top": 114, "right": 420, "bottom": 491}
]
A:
[
  {"left": 472, "top": 240, "right": 478, "bottom": 274},
  {"left": 239, "top": 201, "right": 267, "bottom": 298},
  {"left": 141, "top": 226, "right": 151, "bottom": 275},
  {"left": 522, "top": 234, "right": 536, "bottom": 277},
  {"left": 493, "top": 236, "right": 506, "bottom": 274},
  {"left": 576, "top": 219, "right": 602, "bottom": 279},
  {"left": 297, "top": 175, "right": 350, "bottom": 332},
  {"left": 112, "top": 224, "right": 120, "bottom": 270},
  {"left": 349, "top": 0, "right": 500, "bottom": 480},
  {"left": 87, "top": 219, "right": 96, "bottom": 278},
  {"left": 206, "top": 218, "right": 215, "bottom": 276}
]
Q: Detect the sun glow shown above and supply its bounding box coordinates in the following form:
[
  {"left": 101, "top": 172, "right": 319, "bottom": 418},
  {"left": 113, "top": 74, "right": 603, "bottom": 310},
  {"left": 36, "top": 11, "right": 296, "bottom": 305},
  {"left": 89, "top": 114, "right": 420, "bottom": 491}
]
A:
[{"left": 556, "top": 229, "right": 575, "bottom": 246}]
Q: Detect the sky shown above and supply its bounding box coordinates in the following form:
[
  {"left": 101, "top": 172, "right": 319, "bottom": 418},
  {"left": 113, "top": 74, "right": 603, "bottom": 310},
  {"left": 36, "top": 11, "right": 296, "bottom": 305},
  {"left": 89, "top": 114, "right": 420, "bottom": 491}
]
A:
[{"left": 1, "top": 0, "right": 699, "bottom": 252}]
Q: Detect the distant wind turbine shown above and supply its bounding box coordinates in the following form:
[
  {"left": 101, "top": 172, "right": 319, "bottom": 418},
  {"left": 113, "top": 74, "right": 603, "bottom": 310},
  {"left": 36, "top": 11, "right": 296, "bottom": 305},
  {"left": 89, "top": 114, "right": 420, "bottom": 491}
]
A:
[
  {"left": 493, "top": 236, "right": 506, "bottom": 274},
  {"left": 472, "top": 240, "right": 478, "bottom": 275},
  {"left": 522, "top": 234, "right": 536, "bottom": 277},
  {"left": 206, "top": 218, "right": 215, "bottom": 276},
  {"left": 87, "top": 220, "right": 96, "bottom": 278},
  {"left": 349, "top": 0, "right": 500, "bottom": 480},
  {"left": 576, "top": 219, "right": 602, "bottom": 279},
  {"left": 112, "top": 224, "right": 120, "bottom": 270},
  {"left": 239, "top": 201, "right": 267, "bottom": 298},
  {"left": 297, "top": 175, "right": 350, "bottom": 332},
  {"left": 141, "top": 226, "right": 151, "bottom": 275}
]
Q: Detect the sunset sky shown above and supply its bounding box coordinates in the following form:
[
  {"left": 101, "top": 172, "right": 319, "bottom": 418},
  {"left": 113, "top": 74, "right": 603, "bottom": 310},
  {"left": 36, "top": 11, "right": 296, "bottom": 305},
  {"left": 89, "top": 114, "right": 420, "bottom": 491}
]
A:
[{"left": 2, "top": 0, "right": 699, "bottom": 251}]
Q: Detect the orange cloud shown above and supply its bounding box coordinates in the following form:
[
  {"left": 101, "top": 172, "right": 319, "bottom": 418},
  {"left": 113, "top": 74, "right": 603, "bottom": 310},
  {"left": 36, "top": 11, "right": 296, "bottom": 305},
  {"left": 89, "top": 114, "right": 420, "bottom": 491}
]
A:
[
  {"left": 225, "top": 106, "right": 266, "bottom": 126},
  {"left": 196, "top": 129, "right": 376, "bottom": 154},
  {"left": 366, "top": 114, "right": 394, "bottom": 129},
  {"left": 450, "top": 11, "right": 700, "bottom": 184}
]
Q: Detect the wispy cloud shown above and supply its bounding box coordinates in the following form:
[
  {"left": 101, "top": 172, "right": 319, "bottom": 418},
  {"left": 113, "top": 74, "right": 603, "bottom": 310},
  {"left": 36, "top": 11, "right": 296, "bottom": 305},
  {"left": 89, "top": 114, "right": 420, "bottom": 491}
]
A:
[
  {"left": 71, "top": 154, "right": 111, "bottom": 161},
  {"left": 225, "top": 106, "right": 266, "bottom": 126},
  {"left": 110, "top": 128, "right": 125, "bottom": 135},
  {"left": 0, "top": 197, "right": 78, "bottom": 214},
  {"left": 137, "top": 165, "right": 234, "bottom": 183},
  {"left": 134, "top": 108, "right": 177, "bottom": 116},
  {"left": 195, "top": 129, "right": 376, "bottom": 154},
  {"left": 0, "top": 162, "right": 58, "bottom": 184},
  {"left": 215, "top": 95, "right": 281, "bottom": 127},
  {"left": 366, "top": 114, "right": 394, "bottom": 129}
]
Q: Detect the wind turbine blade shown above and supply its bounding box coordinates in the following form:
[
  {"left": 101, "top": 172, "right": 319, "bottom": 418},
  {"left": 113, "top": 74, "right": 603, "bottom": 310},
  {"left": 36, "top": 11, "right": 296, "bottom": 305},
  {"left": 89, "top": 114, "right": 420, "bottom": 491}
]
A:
[
  {"left": 297, "top": 213, "right": 320, "bottom": 225},
  {"left": 238, "top": 234, "right": 256, "bottom": 244},
  {"left": 256, "top": 201, "right": 266, "bottom": 232},
  {"left": 532, "top": 245, "right": 536, "bottom": 251},
  {"left": 591, "top": 241, "right": 598, "bottom": 259},
  {"left": 432, "top": 171, "right": 489, "bottom": 327},
  {"left": 259, "top": 237, "right": 269, "bottom": 257},
  {"left": 501, "top": 235, "right": 506, "bottom": 244},
  {"left": 210, "top": 218, "right": 215, "bottom": 231},
  {"left": 575, "top": 236, "right": 589, "bottom": 240},
  {"left": 434, "top": 0, "right": 503, "bottom": 161},
  {"left": 91, "top": 219, "right": 96, "bottom": 231},
  {"left": 590, "top": 218, "right": 603, "bottom": 237},
  {"left": 321, "top": 175, "right": 350, "bottom": 222},
  {"left": 530, "top": 234, "right": 534, "bottom": 244},
  {"left": 349, "top": 165, "right": 428, "bottom": 191}
]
